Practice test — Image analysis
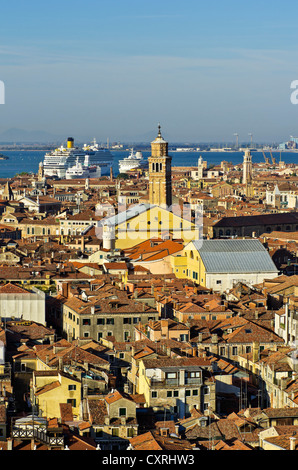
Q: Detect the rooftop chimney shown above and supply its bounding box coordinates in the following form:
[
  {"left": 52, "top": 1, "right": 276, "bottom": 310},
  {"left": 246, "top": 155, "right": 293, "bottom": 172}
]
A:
[
  {"left": 252, "top": 341, "right": 259, "bottom": 363},
  {"left": 6, "top": 438, "right": 13, "bottom": 451},
  {"left": 211, "top": 334, "right": 218, "bottom": 344},
  {"left": 290, "top": 436, "right": 296, "bottom": 451},
  {"left": 161, "top": 319, "right": 169, "bottom": 339}
]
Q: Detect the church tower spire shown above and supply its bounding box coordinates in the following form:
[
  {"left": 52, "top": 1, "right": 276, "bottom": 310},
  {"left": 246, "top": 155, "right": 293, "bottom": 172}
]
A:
[{"left": 148, "top": 124, "right": 172, "bottom": 208}]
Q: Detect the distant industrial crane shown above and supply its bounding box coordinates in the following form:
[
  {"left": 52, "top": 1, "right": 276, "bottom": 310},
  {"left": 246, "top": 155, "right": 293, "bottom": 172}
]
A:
[
  {"left": 248, "top": 133, "right": 253, "bottom": 148},
  {"left": 262, "top": 150, "right": 270, "bottom": 164},
  {"left": 234, "top": 133, "right": 239, "bottom": 149},
  {"left": 269, "top": 149, "right": 276, "bottom": 165}
]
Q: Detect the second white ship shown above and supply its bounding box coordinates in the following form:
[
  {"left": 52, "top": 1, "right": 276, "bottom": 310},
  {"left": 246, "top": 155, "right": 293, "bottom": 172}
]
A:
[{"left": 118, "top": 148, "right": 147, "bottom": 173}]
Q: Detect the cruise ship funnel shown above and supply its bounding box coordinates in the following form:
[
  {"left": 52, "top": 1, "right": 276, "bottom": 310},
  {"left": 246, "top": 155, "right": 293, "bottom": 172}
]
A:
[{"left": 67, "top": 137, "right": 74, "bottom": 149}]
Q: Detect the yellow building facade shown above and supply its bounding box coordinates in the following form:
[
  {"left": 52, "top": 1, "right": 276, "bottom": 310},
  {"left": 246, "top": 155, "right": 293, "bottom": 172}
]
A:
[
  {"left": 31, "top": 370, "right": 81, "bottom": 419},
  {"left": 137, "top": 357, "right": 215, "bottom": 419},
  {"left": 109, "top": 204, "right": 198, "bottom": 250},
  {"left": 170, "top": 240, "right": 206, "bottom": 284}
]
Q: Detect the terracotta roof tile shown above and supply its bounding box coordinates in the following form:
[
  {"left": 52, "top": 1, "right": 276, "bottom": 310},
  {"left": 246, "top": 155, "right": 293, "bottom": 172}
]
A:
[
  {"left": 60, "top": 403, "right": 73, "bottom": 422},
  {"left": 0, "top": 282, "right": 31, "bottom": 294},
  {"left": 35, "top": 380, "right": 61, "bottom": 396},
  {"left": 129, "top": 431, "right": 162, "bottom": 451}
]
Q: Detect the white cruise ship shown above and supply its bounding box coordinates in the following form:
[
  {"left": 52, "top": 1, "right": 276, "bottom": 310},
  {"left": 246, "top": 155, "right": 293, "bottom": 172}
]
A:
[
  {"left": 42, "top": 137, "right": 113, "bottom": 179},
  {"left": 118, "top": 148, "right": 147, "bottom": 173},
  {"left": 65, "top": 156, "right": 101, "bottom": 179}
]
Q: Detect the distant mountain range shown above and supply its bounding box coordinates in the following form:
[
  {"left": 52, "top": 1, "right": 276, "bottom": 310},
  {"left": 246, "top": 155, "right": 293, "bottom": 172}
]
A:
[
  {"left": 0, "top": 128, "right": 165, "bottom": 146},
  {"left": 0, "top": 128, "right": 66, "bottom": 143},
  {"left": 0, "top": 127, "right": 153, "bottom": 144}
]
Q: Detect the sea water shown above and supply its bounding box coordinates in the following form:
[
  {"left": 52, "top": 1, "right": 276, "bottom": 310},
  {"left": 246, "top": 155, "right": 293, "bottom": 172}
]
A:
[{"left": 0, "top": 149, "right": 297, "bottom": 179}]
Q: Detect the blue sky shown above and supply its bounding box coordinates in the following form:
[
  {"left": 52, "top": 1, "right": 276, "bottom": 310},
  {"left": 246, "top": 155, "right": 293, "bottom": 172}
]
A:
[{"left": 1, "top": 0, "right": 298, "bottom": 142}]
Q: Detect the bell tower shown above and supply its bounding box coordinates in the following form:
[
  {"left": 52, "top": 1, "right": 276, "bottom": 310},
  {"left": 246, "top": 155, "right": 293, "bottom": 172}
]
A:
[
  {"left": 198, "top": 156, "right": 204, "bottom": 180},
  {"left": 148, "top": 124, "right": 172, "bottom": 208},
  {"left": 243, "top": 149, "right": 252, "bottom": 184}
]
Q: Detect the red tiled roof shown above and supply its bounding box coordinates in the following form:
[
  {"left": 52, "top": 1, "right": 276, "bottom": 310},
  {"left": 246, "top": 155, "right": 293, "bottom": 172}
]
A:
[
  {"left": 0, "top": 282, "right": 30, "bottom": 294},
  {"left": 103, "top": 262, "right": 128, "bottom": 270},
  {"left": 129, "top": 431, "right": 162, "bottom": 451},
  {"left": 59, "top": 403, "right": 73, "bottom": 422},
  {"left": 35, "top": 380, "right": 61, "bottom": 396}
]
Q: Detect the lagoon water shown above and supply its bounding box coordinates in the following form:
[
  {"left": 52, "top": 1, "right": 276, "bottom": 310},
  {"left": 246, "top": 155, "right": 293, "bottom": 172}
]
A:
[{"left": 0, "top": 149, "right": 297, "bottom": 179}]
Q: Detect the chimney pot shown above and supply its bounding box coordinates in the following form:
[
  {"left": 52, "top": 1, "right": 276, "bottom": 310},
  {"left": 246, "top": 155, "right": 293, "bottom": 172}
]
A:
[{"left": 6, "top": 439, "right": 13, "bottom": 451}]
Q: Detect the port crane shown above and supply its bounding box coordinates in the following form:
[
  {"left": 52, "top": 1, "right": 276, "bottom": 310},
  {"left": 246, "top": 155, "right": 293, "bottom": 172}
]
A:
[
  {"left": 233, "top": 133, "right": 239, "bottom": 149},
  {"left": 248, "top": 133, "right": 253, "bottom": 148},
  {"left": 262, "top": 150, "right": 270, "bottom": 165},
  {"left": 269, "top": 149, "right": 276, "bottom": 165}
]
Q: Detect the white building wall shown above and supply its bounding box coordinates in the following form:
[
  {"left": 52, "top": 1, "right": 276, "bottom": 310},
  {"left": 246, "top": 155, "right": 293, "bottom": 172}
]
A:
[
  {"left": 146, "top": 368, "right": 162, "bottom": 380},
  {"left": 0, "top": 288, "right": 46, "bottom": 324},
  {"left": 206, "top": 271, "right": 278, "bottom": 293}
]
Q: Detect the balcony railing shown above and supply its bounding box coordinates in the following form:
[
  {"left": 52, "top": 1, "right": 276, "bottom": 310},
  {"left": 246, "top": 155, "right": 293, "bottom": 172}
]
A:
[
  {"left": 150, "top": 377, "right": 202, "bottom": 388},
  {"left": 12, "top": 425, "right": 64, "bottom": 447}
]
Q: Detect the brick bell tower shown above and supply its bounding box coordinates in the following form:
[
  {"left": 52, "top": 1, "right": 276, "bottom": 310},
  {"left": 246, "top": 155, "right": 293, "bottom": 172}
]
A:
[{"left": 148, "top": 124, "right": 172, "bottom": 208}]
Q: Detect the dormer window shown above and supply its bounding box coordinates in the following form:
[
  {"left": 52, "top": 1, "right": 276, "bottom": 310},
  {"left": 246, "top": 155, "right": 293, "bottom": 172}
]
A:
[{"left": 109, "top": 301, "right": 118, "bottom": 309}]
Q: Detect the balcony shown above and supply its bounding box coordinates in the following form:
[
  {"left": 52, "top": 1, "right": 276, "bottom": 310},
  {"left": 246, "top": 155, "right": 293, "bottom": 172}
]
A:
[
  {"left": 11, "top": 417, "right": 64, "bottom": 447},
  {"left": 12, "top": 426, "right": 64, "bottom": 447},
  {"left": 150, "top": 377, "right": 202, "bottom": 388},
  {"left": 151, "top": 378, "right": 179, "bottom": 388}
]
